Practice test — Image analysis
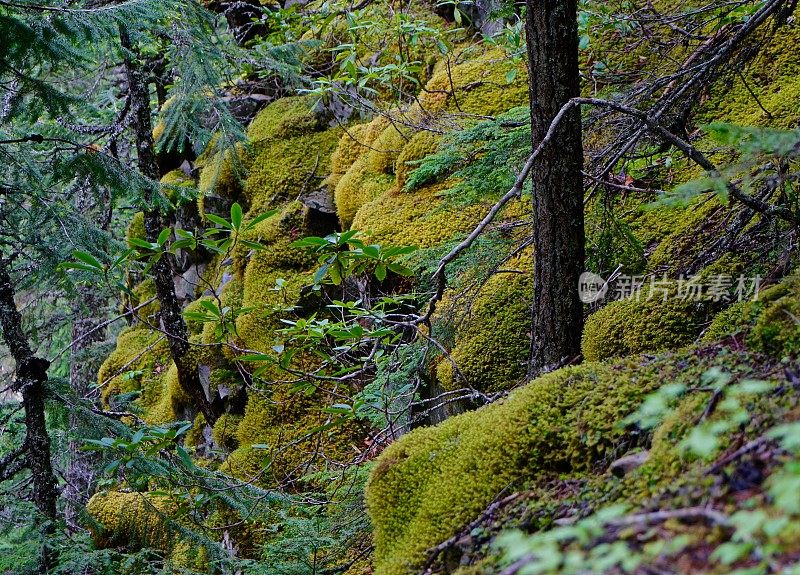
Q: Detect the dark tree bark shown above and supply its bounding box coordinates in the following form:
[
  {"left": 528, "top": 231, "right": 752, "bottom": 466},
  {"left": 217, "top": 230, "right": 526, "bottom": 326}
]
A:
[
  {"left": 525, "top": 0, "right": 585, "bottom": 373},
  {"left": 120, "top": 29, "right": 222, "bottom": 425},
  {"left": 0, "top": 257, "right": 58, "bottom": 571}
]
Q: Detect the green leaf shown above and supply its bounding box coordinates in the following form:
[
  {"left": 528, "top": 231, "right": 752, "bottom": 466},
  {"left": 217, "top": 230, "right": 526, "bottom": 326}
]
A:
[
  {"left": 72, "top": 250, "right": 104, "bottom": 271},
  {"left": 230, "top": 202, "right": 243, "bottom": 230},
  {"left": 205, "top": 213, "right": 233, "bottom": 229},
  {"left": 176, "top": 446, "right": 196, "bottom": 470},
  {"left": 157, "top": 228, "right": 171, "bottom": 246}
]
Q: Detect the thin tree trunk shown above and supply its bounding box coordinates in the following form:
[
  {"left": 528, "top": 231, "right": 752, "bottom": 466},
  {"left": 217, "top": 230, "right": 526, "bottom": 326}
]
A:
[
  {"left": 64, "top": 284, "right": 106, "bottom": 531},
  {"left": 119, "top": 28, "right": 221, "bottom": 425},
  {"left": 525, "top": 0, "right": 585, "bottom": 373},
  {"left": 0, "top": 257, "right": 58, "bottom": 571}
]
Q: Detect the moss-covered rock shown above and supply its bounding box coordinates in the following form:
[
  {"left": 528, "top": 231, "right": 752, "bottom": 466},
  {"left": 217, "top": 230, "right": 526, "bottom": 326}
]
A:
[
  {"left": 247, "top": 95, "right": 327, "bottom": 142},
  {"left": 87, "top": 491, "right": 179, "bottom": 551},
  {"left": 435, "top": 252, "right": 533, "bottom": 393},
  {"left": 703, "top": 273, "right": 800, "bottom": 357},
  {"left": 366, "top": 360, "right": 665, "bottom": 575},
  {"left": 581, "top": 292, "right": 706, "bottom": 362},
  {"left": 418, "top": 47, "right": 528, "bottom": 117},
  {"left": 96, "top": 326, "right": 170, "bottom": 406},
  {"left": 126, "top": 211, "right": 146, "bottom": 249},
  {"left": 333, "top": 116, "right": 396, "bottom": 229}
]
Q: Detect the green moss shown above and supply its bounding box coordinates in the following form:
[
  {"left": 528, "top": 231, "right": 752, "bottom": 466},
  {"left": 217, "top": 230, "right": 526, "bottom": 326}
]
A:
[
  {"left": 247, "top": 95, "right": 327, "bottom": 142},
  {"left": 160, "top": 168, "right": 194, "bottom": 206},
  {"left": 581, "top": 291, "right": 705, "bottom": 362},
  {"left": 244, "top": 127, "right": 341, "bottom": 215},
  {"left": 696, "top": 20, "right": 800, "bottom": 130},
  {"left": 130, "top": 278, "right": 160, "bottom": 326},
  {"left": 235, "top": 202, "right": 317, "bottom": 352},
  {"left": 198, "top": 143, "right": 245, "bottom": 204},
  {"left": 126, "top": 211, "right": 146, "bottom": 249},
  {"left": 436, "top": 252, "right": 533, "bottom": 393},
  {"left": 701, "top": 274, "right": 800, "bottom": 357},
  {"left": 212, "top": 413, "right": 242, "bottom": 450},
  {"left": 395, "top": 130, "right": 441, "bottom": 190},
  {"left": 223, "top": 387, "right": 361, "bottom": 487},
  {"left": 333, "top": 116, "right": 395, "bottom": 229},
  {"left": 703, "top": 275, "right": 800, "bottom": 358},
  {"left": 351, "top": 181, "right": 491, "bottom": 249},
  {"left": 366, "top": 360, "right": 664, "bottom": 575},
  {"left": 367, "top": 123, "right": 408, "bottom": 175},
  {"left": 96, "top": 326, "right": 170, "bottom": 405},
  {"left": 418, "top": 47, "right": 528, "bottom": 117},
  {"left": 335, "top": 155, "right": 396, "bottom": 230},
  {"left": 86, "top": 490, "right": 178, "bottom": 551},
  {"left": 330, "top": 123, "right": 372, "bottom": 185}
]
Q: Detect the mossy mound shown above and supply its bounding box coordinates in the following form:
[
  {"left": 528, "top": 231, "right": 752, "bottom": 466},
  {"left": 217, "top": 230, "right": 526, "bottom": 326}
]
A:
[
  {"left": 96, "top": 326, "right": 171, "bottom": 405},
  {"left": 696, "top": 18, "right": 800, "bottom": 130},
  {"left": 351, "top": 181, "right": 487, "bottom": 249},
  {"left": 418, "top": 47, "right": 528, "bottom": 117},
  {"left": 126, "top": 211, "right": 146, "bottom": 248},
  {"left": 581, "top": 291, "right": 707, "bottom": 362},
  {"left": 87, "top": 490, "right": 209, "bottom": 570},
  {"left": 704, "top": 273, "right": 800, "bottom": 357},
  {"left": 333, "top": 116, "right": 396, "bottom": 229},
  {"left": 244, "top": 127, "right": 342, "bottom": 215},
  {"left": 242, "top": 96, "right": 341, "bottom": 215},
  {"left": 198, "top": 143, "right": 246, "bottom": 203},
  {"left": 435, "top": 252, "right": 533, "bottom": 393},
  {"left": 366, "top": 358, "right": 669, "bottom": 575},
  {"left": 247, "top": 95, "right": 327, "bottom": 141},
  {"left": 87, "top": 491, "right": 179, "bottom": 550},
  {"left": 366, "top": 339, "right": 800, "bottom": 575}
]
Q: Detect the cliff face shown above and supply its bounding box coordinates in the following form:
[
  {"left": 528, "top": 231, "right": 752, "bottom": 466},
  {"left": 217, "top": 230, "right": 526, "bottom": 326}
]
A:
[{"left": 89, "top": 1, "right": 800, "bottom": 572}]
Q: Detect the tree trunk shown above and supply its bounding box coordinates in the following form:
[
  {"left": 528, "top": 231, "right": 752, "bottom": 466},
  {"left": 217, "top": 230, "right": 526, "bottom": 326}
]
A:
[
  {"left": 120, "top": 29, "right": 222, "bottom": 425},
  {"left": 0, "top": 257, "right": 58, "bottom": 571},
  {"left": 525, "top": 0, "right": 585, "bottom": 373},
  {"left": 64, "top": 284, "right": 106, "bottom": 531}
]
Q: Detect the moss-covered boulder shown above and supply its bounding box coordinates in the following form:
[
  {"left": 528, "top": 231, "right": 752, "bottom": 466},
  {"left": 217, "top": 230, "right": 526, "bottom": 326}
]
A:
[
  {"left": 435, "top": 252, "right": 533, "bottom": 393},
  {"left": 366, "top": 358, "right": 670, "bottom": 575},
  {"left": 581, "top": 293, "right": 706, "bottom": 362}
]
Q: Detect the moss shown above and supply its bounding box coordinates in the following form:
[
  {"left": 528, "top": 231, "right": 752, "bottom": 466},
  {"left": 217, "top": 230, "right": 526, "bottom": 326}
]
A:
[
  {"left": 223, "top": 388, "right": 361, "bottom": 487},
  {"left": 418, "top": 47, "right": 528, "bottom": 117},
  {"left": 329, "top": 123, "right": 372, "bottom": 186},
  {"left": 367, "top": 123, "right": 408, "bottom": 175},
  {"left": 185, "top": 413, "right": 208, "bottom": 449},
  {"left": 160, "top": 168, "right": 194, "bottom": 206},
  {"left": 351, "top": 181, "right": 490, "bottom": 250},
  {"left": 96, "top": 327, "right": 170, "bottom": 405},
  {"left": 581, "top": 291, "right": 706, "bottom": 362},
  {"left": 366, "top": 360, "right": 664, "bottom": 575},
  {"left": 333, "top": 116, "right": 395, "bottom": 229},
  {"left": 247, "top": 95, "right": 327, "bottom": 142},
  {"left": 395, "top": 130, "right": 441, "bottom": 190},
  {"left": 700, "top": 274, "right": 800, "bottom": 357},
  {"left": 244, "top": 127, "right": 342, "bottom": 215},
  {"left": 335, "top": 155, "right": 396, "bottom": 229},
  {"left": 198, "top": 144, "right": 245, "bottom": 203},
  {"left": 212, "top": 413, "right": 242, "bottom": 450},
  {"left": 696, "top": 19, "right": 800, "bottom": 130},
  {"left": 130, "top": 278, "right": 160, "bottom": 326},
  {"left": 126, "top": 211, "right": 146, "bottom": 249},
  {"left": 435, "top": 252, "right": 533, "bottom": 393},
  {"left": 747, "top": 277, "right": 800, "bottom": 357},
  {"left": 142, "top": 362, "right": 191, "bottom": 424},
  {"left": 86, "top": 491, "right": 179, "bottom": 551},
  {"left": 235, "top": 202, "right": 317, "bottom": 352}
]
